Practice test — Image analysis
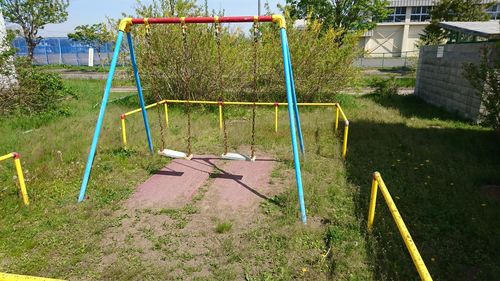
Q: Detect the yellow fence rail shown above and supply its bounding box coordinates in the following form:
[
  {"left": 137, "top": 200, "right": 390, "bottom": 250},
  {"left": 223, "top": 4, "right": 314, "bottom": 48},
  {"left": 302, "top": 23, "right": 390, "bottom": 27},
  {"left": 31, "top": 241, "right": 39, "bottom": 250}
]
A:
[
  {"left": 368, "top": 172, "right": 433, "bottom": 281},
  {"left": 0, "top": 272, "right": 64, "bottom": 281},
  {"left": 0, "top": 152, "right": 29, "bottom": 206},
  {"left": 119, "top": 99, "right": 350, "bottom": 158}
]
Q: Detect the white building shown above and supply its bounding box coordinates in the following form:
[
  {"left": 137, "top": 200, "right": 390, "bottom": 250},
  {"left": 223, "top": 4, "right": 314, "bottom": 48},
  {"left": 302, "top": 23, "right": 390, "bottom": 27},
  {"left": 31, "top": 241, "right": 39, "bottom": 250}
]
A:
[{"left": 360, "top": 0, "right": 499, "bottom": 57}]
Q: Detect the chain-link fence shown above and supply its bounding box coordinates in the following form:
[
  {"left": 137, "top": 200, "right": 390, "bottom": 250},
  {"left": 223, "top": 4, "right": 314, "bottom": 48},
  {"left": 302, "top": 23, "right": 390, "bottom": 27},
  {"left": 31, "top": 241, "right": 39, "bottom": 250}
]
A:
[
  {"left": 354, "top": 51, "right": 420, "bottom": 68},
  {"left": 13, "top": 37, "right": 129, "bottom": 66}
]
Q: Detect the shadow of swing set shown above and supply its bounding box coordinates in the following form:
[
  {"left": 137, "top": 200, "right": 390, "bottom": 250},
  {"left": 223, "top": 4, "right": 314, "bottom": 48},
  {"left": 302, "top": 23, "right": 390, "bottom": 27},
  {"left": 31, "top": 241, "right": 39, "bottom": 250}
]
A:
[{"left": 77, "top": 15, "right": 310, "bottom": 224}]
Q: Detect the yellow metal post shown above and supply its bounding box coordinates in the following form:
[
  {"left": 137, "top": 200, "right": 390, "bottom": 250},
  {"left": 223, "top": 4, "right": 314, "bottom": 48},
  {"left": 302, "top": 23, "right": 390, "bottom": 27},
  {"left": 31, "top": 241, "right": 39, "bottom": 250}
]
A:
[
  {"left": 372, "top": 172, "right": 433, "bottom": 281},
  {"left": 335, "top": 105, "right": 339, "bottom": 132},
  {"left": 164, "top": 103, "right": 169, "bottom": 128},
  {"left": 338, "top": 105, "right": 348, "bottom": 121},
  {"left": 120, "top": 99, "right": 351, "bottom": 158},
  {"left": 0, "top": 272, "right": 65, "bottom": 280},
  {"left": 274, "top": 103, "right": 279, "bottom": 133},
  {"left": 342, "top": 120, "right": 349, "bottom": 159},
  {"left": 124, "top": 100, "right": 162, "bottom": 116},
  {"left": 367, "top": 172, "right": 379, "bottom": 230},
  {"left": 120, "top": 114, "right": 127, "bottom": 149},
  {"left": 13, "top": 153, "right": 29, "bottom": 206},
  {"left": 0, "top": 153, "right": 13, "bottom": 162},
  {"left": 218, "top": 103, "right": 223, "bottom": 130}
]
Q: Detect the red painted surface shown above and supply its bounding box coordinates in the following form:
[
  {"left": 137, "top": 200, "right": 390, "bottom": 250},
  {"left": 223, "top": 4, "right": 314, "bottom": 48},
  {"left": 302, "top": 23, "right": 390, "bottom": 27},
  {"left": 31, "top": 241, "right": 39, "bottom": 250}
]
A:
[
  {"left": 126, "top": 155, "right": 218, "bottom": 209},
  {"left": 126, "top": 155, "right": 277, "bottom": 213},
  {"left": 132, "top": 16, "right": 273, "bottom": 25},
  {"left": 12, "top": 152, "right": 19, "bottom": 159},
  {"left": 208, "top": 157, "right": 276, "bottom": 210}
]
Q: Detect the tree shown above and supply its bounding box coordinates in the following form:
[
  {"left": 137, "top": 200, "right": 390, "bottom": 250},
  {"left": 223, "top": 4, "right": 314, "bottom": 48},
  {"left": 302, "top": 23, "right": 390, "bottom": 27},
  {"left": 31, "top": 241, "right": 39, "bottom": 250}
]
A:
[
  {"left": 463, "top": 46, "right": 500, "bottom": 131},
  {"left": 0, "top": 0, "right": 69, "bottom": 61},
  {"left": 134, "top": 0, "right": 199, "bottom": 18},
  {"left": 420, "top": 0, "right": 494, "bottom": 45},
  {"left": 287, "top": 0, "right": 389, "bottom": 39},
  {"left": 68, "top": 23, "right": 113, "bottom": 67}
]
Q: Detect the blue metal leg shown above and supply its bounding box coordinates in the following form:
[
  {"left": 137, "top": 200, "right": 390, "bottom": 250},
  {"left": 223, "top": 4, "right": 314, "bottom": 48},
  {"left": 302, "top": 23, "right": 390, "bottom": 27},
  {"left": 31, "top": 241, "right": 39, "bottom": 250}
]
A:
[
  {"left": 280, "top": 28, "right": 307, "bottom": 224},
  {"left": 78, "top": 31, "right": 124, "bottom": 202},
  {"left": 127, "top": 33, "right": 154, "bottom": 152},
  {"left": 285, "top": 41, "right": 305, "bottom": 155}
]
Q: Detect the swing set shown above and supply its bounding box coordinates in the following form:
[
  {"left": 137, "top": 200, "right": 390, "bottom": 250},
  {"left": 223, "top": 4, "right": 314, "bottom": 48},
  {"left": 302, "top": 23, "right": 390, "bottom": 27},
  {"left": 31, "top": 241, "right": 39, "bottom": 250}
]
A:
[
  {"left": 78, "top": 15, "right": 308, "bottom": 223},
  {"left": 148, "top": 17, "right": 264, "bottom": 161}
]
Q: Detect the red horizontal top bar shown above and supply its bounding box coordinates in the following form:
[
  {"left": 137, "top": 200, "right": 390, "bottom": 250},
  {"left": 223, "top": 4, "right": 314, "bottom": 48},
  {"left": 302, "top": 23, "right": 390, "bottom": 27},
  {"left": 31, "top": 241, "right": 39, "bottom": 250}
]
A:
[{"left": 131, "top": 16, "right": 273, "bottom": 25}]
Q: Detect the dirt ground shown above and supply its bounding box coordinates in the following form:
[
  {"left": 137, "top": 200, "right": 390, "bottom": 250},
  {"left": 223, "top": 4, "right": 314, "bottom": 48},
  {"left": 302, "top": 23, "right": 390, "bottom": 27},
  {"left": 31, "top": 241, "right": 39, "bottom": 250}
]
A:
[{"left": 90, "top": 154, "right": 281, "bottom": 280}]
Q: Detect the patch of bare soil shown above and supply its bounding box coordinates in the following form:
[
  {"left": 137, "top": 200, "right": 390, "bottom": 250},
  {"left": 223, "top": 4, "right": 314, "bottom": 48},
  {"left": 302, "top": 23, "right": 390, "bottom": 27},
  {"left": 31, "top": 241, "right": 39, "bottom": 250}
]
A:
[{"left": 89, "top": 154, "right": 282, "bottom": 280}]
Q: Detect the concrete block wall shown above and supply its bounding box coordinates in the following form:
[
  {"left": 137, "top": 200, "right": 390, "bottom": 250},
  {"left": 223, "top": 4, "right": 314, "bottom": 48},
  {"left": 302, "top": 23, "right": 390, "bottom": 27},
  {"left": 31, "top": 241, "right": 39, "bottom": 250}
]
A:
[{"left": 415, "top": 42, "right": 497, "bottom": 121}]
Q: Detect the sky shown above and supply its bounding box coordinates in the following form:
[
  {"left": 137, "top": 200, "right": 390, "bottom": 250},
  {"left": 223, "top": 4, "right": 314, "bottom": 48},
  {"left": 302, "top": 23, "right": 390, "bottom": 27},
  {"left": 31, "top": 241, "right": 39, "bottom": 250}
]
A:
[{"left": 36, "top": 0, "right": 285, "bottom": 37}]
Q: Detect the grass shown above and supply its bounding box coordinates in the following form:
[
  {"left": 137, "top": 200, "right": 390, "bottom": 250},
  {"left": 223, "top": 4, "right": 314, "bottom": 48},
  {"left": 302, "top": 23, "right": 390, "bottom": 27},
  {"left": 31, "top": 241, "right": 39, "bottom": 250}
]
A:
[
  {"left": 350, "top": 66, "right": 417, "bottom": 90},
  {"left": 0, "top": 79, "right": 499, "bottom": 280},
  {"left": 357, "top": 75, "right": 416, "bottom": 89},
  {"left": 215, "top": 221, "right": 233, "bottom": 234},
  {"left": 347, "top": 94, "right": 500, "bottom": 280}
]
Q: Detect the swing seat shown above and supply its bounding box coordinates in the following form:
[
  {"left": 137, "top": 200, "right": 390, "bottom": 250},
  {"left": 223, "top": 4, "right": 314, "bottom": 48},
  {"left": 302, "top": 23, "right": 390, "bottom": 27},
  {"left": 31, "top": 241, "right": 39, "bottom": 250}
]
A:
[
  {"left": 221, "top": 152, "right": 255, "bottom": 162},
  {"left": 158, "top": 149, "right": 193, "bottom": 160}
]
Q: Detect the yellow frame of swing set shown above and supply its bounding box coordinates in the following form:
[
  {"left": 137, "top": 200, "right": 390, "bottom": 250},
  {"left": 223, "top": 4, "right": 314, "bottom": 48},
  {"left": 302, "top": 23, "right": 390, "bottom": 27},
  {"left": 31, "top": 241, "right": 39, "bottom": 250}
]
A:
[{"left": 119, "top": 99, "right": 350, "bottom": 159}]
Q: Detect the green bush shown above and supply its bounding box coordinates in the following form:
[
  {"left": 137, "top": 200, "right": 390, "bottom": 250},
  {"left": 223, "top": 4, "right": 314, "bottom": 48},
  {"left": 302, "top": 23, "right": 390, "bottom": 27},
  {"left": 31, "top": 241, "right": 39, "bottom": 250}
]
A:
[
  {"left": 0, "top": 58, "right": 74, "bottom": 115},
  {"left": 0, "top": 29, "right": 74, "bottom": 116},
  {"left": 463, "top": 46, "right": 500, "bottom": 131},
  {"left": 133, "top": 1, "right": 360, "bottom": 103},
  {"left": 368, "top": 76, "right": 399, "bottom": 96}
]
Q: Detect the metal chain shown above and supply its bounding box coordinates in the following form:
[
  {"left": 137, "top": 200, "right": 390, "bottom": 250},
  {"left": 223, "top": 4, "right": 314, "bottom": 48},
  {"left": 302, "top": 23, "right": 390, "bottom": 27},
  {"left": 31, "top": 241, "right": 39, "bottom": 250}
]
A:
[
  {"left": 145, "top": 25, "right": 167, "bottom": 151},
  {"left": 251, "top": 21, "right": 259, "bottom": 159},
  {"left": 182, "top": 24, "right": 192, "bottom": 156},
  {"left": 216, "top": 23, "right": 229, "bottom": 155}
]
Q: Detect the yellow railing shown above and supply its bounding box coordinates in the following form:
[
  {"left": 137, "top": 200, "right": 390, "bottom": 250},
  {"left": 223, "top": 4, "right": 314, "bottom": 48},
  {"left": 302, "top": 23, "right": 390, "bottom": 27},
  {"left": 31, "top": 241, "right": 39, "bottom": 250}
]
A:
[
  {"left": 0, "top": 152, "right": 29, "bottom": 206},
  {"left": 368, "top": 172, "right": 433, "bottom": 281},
  {"left": 0, "top": 272, "right": 64, "bottom": 280},
  {"left": 120, "top": 99, "right": 350, "bottom": 158}
]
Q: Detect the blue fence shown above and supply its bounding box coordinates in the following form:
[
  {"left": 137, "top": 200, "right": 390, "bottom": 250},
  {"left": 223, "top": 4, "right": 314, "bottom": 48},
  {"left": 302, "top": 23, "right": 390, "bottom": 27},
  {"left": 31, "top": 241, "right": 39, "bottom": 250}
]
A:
[{"left": 13, "top": 37, "right": 128, "bottom": 66}]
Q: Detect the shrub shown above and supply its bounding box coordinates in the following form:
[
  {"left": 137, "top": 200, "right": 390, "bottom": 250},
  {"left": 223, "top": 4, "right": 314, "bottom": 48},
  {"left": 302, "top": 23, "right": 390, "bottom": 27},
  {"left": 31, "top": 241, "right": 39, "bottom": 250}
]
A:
[
  {"left": 368, "top": 76, "right": 399, "bottom": 96},
  {"left": 0, "top": 59, "right": 74, "bottom": 115},
  {"left": 133, "top": 2, "right": 360, "bottom": 103},
  {"left": 463, "top": 46, "right": 500, "bottom": 131}
]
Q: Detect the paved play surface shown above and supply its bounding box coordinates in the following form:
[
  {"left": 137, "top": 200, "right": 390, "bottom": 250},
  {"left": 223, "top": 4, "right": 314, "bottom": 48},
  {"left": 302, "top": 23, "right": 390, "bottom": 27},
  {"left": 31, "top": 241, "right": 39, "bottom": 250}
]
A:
[
  {"left": 207, "top": 157, "right": 276, "bottom": 210},
  {"left": 126, "top": 155, "right": 277, "bottom": 211},
  {"left": 97, "top": 154, "right": 281, "bottom": 278}
]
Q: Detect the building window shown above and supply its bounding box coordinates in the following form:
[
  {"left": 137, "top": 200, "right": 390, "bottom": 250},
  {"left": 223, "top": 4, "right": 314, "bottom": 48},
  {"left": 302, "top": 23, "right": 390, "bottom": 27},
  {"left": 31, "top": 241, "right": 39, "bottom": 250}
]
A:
[
  {"left": 487, "top": 4, "right": 500, "bottom": 20},
  {"left": 411, "top": 6, "right": 431, "bottom": 22},
  {"left": 385, "top": 7, "right": 407, "bottom": 22}
]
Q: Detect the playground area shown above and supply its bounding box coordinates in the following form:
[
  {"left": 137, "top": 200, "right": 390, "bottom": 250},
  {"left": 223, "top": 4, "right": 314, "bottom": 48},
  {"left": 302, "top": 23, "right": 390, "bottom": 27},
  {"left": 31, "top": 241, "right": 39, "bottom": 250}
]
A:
[
  {"left": 0, "top": 14, "right": 499, "bottom": 281},
  {"left": 1, "top": 78, "right": 499, "bottom": 280}
]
